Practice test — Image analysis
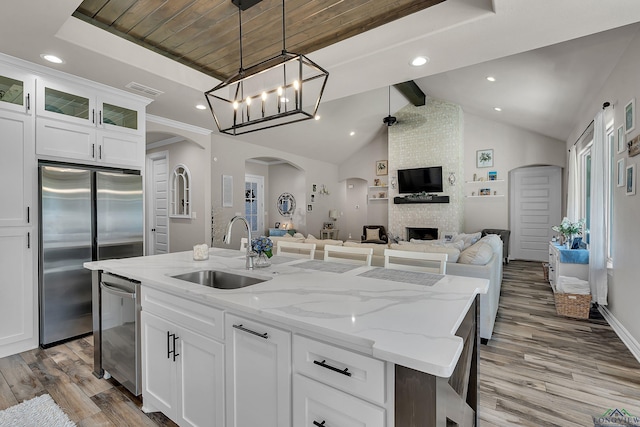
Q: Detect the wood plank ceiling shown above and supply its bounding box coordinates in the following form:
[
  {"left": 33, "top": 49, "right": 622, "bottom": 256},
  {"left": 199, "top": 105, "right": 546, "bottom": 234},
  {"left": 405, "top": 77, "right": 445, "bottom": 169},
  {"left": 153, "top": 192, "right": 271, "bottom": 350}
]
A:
[{"left": 73, "top": 0, "right": 445, "bottom": 81}]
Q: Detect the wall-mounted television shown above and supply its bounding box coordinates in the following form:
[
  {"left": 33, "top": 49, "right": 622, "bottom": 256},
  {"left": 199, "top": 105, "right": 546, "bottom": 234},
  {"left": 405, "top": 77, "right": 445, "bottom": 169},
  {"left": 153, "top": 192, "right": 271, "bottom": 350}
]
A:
[{"left": 397, "top": 166, "right": 443, "bottom": 194}]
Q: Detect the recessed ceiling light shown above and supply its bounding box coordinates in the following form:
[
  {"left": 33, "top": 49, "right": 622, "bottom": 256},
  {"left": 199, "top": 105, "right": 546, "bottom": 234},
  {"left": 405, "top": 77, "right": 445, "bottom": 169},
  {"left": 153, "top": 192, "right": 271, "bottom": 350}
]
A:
[
  {"left": 314, "top": 115, "right": 320, "bottom": 120},
  {"left": 494, "top": 107, "right": 502, "bottom": 112},
  {"left": 195, "top": 104, "right": 207, "bottom": 110},
  {"left": 41, "top": 54, "right": 64, "bottom": 64},
  {"left": 410, "top": 56, "right": 429, "bottom": 67},
  {"left": 486, "top": 76, "right": 496, "bottom": 82},
  {"left": 350, "top": 131, "right": 355, "bottom": 136}
]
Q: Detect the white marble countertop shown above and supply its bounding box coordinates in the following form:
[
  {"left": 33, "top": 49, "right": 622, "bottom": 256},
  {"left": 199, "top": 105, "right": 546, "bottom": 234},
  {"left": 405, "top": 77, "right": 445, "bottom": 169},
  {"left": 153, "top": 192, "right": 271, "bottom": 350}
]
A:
[{"left": 85, "top": 247, "right": 488, "bottom": 377}]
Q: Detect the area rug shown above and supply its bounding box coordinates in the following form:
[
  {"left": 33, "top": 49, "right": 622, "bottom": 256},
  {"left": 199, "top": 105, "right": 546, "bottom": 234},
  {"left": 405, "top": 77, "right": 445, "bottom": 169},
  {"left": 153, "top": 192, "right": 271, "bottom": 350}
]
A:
[{"left": 0, "top": 394, "right": 75, "bottom": 427}]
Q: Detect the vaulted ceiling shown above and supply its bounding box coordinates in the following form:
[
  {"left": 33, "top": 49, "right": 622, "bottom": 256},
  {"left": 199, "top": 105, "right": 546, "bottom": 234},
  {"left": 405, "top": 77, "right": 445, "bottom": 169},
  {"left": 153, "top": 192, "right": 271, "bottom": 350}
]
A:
[{"left": 73, "top": 0, "right": 444, "bottom": 80}]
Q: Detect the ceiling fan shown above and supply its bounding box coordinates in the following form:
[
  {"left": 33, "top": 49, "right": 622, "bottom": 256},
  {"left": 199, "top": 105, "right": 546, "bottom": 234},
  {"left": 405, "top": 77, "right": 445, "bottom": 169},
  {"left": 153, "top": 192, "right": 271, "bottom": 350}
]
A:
[{"left": 383, "top": 86, "right": 397, "bottom": 126}]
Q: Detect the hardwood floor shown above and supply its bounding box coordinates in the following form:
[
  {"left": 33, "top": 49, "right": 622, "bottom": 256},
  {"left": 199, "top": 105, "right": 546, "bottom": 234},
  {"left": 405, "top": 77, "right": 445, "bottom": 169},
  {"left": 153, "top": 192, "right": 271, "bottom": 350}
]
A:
[{"left": 0, "top": 260, "right": 638, "bottom": 426}]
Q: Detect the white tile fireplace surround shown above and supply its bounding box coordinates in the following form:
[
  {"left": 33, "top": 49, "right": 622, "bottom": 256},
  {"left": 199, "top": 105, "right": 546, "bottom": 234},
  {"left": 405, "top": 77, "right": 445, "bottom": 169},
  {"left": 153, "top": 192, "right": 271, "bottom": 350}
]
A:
[{"left": 406, "top": 227, "right": 438, "bottom": 240}]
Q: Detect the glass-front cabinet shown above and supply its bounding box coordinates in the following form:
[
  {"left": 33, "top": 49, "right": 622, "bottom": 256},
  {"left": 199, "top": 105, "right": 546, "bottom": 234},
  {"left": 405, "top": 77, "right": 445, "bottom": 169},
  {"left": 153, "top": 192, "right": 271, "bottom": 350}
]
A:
[
  {"left": 36, "top": 78, "right": 143, "bottom": 134},
  {"left": 0, "top": 64, "right": 34, "bottom": 114}
]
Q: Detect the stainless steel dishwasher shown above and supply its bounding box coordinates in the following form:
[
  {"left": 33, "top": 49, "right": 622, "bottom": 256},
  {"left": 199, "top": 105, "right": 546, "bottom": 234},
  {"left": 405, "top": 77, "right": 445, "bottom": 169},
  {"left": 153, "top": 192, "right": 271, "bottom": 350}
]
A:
[{"left": 99, "top": 272, "right": 141, "bottom": 396}]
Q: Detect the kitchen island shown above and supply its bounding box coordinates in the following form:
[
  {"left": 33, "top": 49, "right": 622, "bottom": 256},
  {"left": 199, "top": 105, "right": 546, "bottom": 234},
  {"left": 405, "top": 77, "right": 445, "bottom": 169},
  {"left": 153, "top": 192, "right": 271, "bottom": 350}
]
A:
[{"left": 85, "top": 248, "right": 488, "bottom": 427}]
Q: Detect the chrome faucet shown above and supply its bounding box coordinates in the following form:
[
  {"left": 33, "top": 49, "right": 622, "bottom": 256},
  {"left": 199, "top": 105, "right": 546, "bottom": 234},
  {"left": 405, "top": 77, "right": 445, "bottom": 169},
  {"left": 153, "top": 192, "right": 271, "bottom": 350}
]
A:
[{"left": 223, "top": 215, "right": 255, "bottom": 270}]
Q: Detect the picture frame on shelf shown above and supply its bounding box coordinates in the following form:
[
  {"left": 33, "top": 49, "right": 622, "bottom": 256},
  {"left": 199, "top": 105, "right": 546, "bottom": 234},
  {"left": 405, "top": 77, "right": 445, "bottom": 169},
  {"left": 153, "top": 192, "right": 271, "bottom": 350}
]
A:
[
  {"left": 617, "top": 125, "right": 625, "bottom": 154},
  {"left": 275, "top": 222, "right": 281, "bottom": 228},
  {"left": 488, "top": 171, "right": 497, "bottom": 181},
  {"left": 617, "top": 158, "right": 625, "bottom": 187},
  {"left": 626, "top": 164, "right": 636, "bottom": 195},
  {"left": 477, "top": 149, "right": 493, "bottom": 168},
  {"left": 312, "top": 183, "right": 317, "bottom": 193},
  {"left": 479, "top": 188, "right": 491, "bottom": 196},
  {"left": 307, "top": 204, "right": 313, "bottom": 212},
  {"left": 323, "top": 222, "right": 334, "bottom": 230},
  {"left": 376, "top": 160, "right": 388, "bottom": 176},
  {"left": 625, "top": 98, "right": 635, "bottom": 134}
]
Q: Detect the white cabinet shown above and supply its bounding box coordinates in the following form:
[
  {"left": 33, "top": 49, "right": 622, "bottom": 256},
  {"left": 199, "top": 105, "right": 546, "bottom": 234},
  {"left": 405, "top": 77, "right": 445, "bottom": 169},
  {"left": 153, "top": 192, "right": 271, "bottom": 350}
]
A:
[
  {"left": 0, "top": 228, "right": 34, "bottom": 358},
  {"left": 35, "top": 78, "right": 146, "bottom": 168},
  {"left": 294, "top": 374, "right": 386, "bottom": 427},
  {"left": 548, "top": 242, "right": 589, "bottom": 288},
  {"left": 0, "top": 64, "right": 34, "bottom": 115},
  {"left": 141, "top": 289, "right": 225, "bottom": 427},
  {"left": 0, "top": 110, "right": 33, "bottom": 227},
  {"left": 292, "top": 335, "right": 387, "bottom": 427},
  {"left": 225, "top": 313, "right": 291, "bottom": 427}
]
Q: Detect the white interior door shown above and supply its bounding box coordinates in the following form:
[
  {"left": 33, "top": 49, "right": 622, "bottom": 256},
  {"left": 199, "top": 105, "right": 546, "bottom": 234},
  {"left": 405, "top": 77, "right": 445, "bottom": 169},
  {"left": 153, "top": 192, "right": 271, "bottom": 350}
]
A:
[
  {"left": 146, "top": 152, "right": 168, "bottom": 255},
  {"left": 510, "top": 165, "right": 562, "bottom": 261},
  {"left": 245, "top": 174, "right": 264, "bottom": 236}
]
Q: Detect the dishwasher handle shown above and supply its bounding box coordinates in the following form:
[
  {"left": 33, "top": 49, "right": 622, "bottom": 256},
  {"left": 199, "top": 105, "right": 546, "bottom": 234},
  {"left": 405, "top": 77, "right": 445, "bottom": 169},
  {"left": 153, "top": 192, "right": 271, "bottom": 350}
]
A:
[{"left": 101, "top": 282, "right": 136, "bottom": 299}]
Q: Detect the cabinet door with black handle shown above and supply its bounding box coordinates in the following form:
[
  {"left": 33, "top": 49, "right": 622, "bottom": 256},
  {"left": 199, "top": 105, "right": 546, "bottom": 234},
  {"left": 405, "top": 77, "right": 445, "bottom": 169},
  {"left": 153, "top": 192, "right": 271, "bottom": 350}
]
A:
[{"left": 225, "top": 313, "right": 292, "bottom": 427}]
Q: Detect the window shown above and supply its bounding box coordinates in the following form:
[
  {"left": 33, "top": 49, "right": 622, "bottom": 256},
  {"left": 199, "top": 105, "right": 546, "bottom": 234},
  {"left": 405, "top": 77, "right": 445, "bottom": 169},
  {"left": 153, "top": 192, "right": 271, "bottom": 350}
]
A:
[
  {"left": 579, "top": 144, "right": 592, "bottom": 244},
  {"left": 170, "top": 164, "right": 191, "bottom": 218}
]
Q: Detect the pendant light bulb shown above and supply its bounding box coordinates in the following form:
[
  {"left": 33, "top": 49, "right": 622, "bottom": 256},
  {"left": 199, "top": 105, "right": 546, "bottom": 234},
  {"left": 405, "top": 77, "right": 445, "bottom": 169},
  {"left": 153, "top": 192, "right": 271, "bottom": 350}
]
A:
[
  {"left": 246, "top": 96, "right": 252, "bottom": 105},
  {"left": 293, "top": 80, "right": 299, "bottom": 90},
  {"left": 277, "top": 86, "right": 283, "bottom": 96},
  {"left": 262, "top": 91, "right": 268, "bottom": 101},
  {"left": 233, "top": 101, "right": 239, "bottom": 110}
]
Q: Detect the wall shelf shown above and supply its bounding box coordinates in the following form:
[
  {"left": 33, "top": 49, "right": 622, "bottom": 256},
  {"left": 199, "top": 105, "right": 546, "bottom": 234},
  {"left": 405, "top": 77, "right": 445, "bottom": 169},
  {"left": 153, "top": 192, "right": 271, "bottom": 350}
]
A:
[
  {"left": 393, "top": 195, "right": 450, "bottom": 204},
  {"left": 368, "top": 197, "right": 388, "bottom": 201},
  {"left": 465, "top": 179, "right": 504, "bottom": 184},
  {"left": 465, "top": 195, "right": 504, "bottom": 198}
]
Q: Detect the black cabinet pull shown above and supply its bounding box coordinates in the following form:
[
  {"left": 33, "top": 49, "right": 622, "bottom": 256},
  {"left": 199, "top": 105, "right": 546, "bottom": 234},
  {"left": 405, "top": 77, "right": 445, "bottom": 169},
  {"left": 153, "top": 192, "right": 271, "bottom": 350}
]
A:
[
  {"left": 92, "top": 109, "right": 95, "bottom": 124},
  {"left": 92, "top": 143, "right": 95, "bottom": 158},
  {"left": 313, "top": 421, "right": 326, "bottom": 427},
  {"left": 233, "top": 324, "right": 268, "bottom": 339},
  {"left": 26, "top": 93, "right": 30, "bottom": 111},
  {"left": 27, "top": 232, "right": 30, "bottom": 249},
  {"left": 99, "top": 110, "right": 102, "bottom": 125},
  {"left": 27, "top": 206, "right": 30, "bottom": 224},
  {"left": 172, "top": 334, "right": 180, "bottom": 361},
  {"left": 167, "top": 331, "right": 171, "bottom": 359},
  {"left": 313, "top": 359, "right": 351, "bottom": 377},
  {"left": 99, "top": 145, "right": 102, "bottom": 159}
]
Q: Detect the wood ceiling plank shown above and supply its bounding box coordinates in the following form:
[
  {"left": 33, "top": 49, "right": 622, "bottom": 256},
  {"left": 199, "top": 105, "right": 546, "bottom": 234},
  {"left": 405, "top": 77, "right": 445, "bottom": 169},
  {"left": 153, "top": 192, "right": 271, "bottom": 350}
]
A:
[
  {"left": 111, "top": 0, "right": 169, "bottom": 33},
  {"left": 127, "top": 0, "right": 198, "bottom": 39},
  {"left": 75, "top": 0, "right": 111, "bottom": 18},
  {"left": 93, "top": 0, "right": 138, "bottom": 26},
  {"left": 144, "top": 0, "right": 228, "bottom": 46}
]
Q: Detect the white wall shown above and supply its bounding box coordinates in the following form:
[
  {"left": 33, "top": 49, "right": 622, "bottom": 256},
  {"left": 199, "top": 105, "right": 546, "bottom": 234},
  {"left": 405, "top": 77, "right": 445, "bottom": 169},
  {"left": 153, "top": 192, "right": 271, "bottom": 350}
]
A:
[
  {"left": 463, "top": 112, "right": 566, "bottom": 232},
  {"left": 146, "top": 120, "right": 212, "bottom": 252},
  {"left": 563, "top": 28, "right": 640, "bottom": 348},
  {"left": 268, "top": 163, "right": 305, "bottom": 232},
  {"left": 211, "top": 134, "right": 340, "bottom": 248}
]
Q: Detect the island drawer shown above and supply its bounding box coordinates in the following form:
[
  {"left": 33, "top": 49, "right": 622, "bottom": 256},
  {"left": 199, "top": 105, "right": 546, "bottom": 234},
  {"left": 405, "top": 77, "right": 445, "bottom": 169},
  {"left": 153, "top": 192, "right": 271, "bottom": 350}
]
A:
[
  {"left": 141, "top": 287, "right": 224, "bottom": 341},
  {"left": 293, "top": 374, "right": 385, "bottom": 427},
  {"left": 293, "top": 334, "right": 385, "bottom": 405}
]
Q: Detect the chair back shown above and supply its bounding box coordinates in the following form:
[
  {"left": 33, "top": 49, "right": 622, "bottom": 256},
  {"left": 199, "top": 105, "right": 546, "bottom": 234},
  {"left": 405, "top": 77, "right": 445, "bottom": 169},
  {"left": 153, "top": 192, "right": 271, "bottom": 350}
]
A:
[
  {"left": 276, "top": 241, "right": 316, "bottom": 259},
  {"left": 383, "top": 249, "right": 448, "bottom": 274},
  {"left": 240, "top": 237, "right": 248, "bottom": 251},
  {"left": 324, "top": 244, "right": 373, "bottom": 266}
]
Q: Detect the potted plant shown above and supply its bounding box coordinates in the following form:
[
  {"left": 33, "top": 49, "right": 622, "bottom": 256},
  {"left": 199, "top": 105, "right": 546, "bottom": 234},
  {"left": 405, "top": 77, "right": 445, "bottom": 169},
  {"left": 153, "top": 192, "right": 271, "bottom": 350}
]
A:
[
  {"left": 552, "top": 218, "right": 585, "bottom": 249},
  {"left": 251, "top": 236, "right": 273, "bottom": 267}
]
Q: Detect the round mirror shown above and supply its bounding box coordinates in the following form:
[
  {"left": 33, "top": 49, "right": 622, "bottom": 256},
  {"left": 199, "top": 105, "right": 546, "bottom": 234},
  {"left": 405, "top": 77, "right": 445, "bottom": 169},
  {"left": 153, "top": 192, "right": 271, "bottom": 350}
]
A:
[{"left": 277, "top": 192, "right": 296, "bottom": 217}]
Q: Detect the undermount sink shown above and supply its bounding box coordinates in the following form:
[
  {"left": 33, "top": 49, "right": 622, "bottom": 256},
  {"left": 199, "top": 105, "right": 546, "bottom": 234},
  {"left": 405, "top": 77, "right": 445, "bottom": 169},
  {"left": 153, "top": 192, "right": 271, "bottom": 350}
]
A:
[{"left": 171, "top": 270, "right": 267, "bottom": 289}]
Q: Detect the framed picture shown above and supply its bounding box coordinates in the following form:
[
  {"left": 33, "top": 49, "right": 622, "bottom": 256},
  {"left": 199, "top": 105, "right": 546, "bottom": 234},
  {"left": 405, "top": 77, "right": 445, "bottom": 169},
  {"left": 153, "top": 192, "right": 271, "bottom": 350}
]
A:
[
  {"left": 323, "top": 222, "right": 334, "bottom": 229},
  {"left": 617, "top": 125, "right": 625, "bottom": 154},
  {"left": 312, "top": 184, "right": 317, "bottom": 193},
  {"left": 626, "top": 164, "right": 636, "bottom": 195},
  {"left": 477, "top": 149, "right": 493, "bottom": 168},
  {"left": 625, "top": 98, "right": 635, "bottom": 134},
  {"left": 307, "top": 204, "right": 312, "bottom": 212},
  {"left": 488, "top": 171, "right": 497, "bottom": 181},
  {"left": 479, "top": 188, "right": 491, "bottom": 196},
  {"left": 274, "top": 222, "right": 281, "bottom": 228},
  {"left": 376, "top": 160, "right": 388, "bottom": 176},
  {"left": 617, "top": 158, "right": 625, "bottom": 187}
]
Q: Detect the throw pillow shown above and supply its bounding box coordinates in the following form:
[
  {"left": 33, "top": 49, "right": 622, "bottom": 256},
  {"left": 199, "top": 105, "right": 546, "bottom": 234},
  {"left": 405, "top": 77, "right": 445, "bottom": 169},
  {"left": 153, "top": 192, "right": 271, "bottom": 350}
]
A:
[
  {"left": 293, "top": 232, "right": 305, "bottom": 239},
  {"left": 458, "top": 241, "right": 493, "bottom": 265},
  {"left": 365, "top": 228, "right": 380, "bottom": 241},
  {"left": 306, "top": 234, "right": 317, "bottom": 240}
]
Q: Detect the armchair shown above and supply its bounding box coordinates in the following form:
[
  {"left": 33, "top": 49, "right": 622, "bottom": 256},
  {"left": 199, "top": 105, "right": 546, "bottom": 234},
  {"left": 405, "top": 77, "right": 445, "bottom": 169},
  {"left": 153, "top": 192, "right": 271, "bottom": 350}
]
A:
[{"left": 361, "top": 225, "right": 388, "bottom": 244}]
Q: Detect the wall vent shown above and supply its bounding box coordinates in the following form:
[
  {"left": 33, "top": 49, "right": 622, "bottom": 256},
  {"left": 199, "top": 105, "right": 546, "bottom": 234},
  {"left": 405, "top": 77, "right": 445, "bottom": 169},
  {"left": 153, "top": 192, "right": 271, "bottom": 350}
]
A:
[{"left": 125, "top": 82, "right": 164, "bottom": 97}]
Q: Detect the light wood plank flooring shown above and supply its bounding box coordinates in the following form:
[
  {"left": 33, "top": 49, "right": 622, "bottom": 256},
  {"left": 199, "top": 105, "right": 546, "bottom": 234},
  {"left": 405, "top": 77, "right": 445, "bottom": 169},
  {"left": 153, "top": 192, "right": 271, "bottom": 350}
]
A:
[{"left": 0, "top": 260, "right": 638, "bottom": 425}]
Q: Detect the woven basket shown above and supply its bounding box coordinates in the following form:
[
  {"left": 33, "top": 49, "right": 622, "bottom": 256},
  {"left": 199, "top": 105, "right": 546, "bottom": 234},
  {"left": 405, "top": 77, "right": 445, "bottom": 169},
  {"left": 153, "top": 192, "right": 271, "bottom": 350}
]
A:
[
  {"left": 542, "top": 263, "right": 550, "bottom": 282},
  {"left": 554, "top": 292, "right": 591, "bottom": 319}
]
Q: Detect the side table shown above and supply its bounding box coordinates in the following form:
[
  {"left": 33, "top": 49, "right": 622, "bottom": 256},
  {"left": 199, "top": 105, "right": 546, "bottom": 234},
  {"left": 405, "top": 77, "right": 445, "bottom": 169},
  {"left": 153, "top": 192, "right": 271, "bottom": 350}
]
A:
[{"left": 320, "top": 229, "right": 339, "bottom": 240}]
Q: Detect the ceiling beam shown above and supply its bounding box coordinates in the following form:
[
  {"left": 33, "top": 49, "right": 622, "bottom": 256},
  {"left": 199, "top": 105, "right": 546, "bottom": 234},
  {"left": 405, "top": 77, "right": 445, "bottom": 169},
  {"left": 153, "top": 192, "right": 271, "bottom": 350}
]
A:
[{"left": 393, "top": 81, "right": 426, "bottom": 106}]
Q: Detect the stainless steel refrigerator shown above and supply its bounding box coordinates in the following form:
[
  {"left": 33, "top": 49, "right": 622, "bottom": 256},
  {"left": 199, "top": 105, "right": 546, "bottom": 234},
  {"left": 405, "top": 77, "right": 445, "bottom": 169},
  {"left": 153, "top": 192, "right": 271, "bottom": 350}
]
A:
[{"left": 38, "top": 163, "right": 143, "bottom": 347}]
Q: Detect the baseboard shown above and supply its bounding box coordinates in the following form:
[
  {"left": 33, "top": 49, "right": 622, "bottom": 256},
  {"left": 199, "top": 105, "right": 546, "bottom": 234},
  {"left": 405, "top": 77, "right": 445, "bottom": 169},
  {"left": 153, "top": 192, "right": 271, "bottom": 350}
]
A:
[{"left": 598, "top": 306, "right": 640, "bottom": 364}]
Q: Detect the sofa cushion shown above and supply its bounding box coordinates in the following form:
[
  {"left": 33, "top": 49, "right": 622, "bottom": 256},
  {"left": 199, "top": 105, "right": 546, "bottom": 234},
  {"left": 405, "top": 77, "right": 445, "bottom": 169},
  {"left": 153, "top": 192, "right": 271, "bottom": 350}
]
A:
[
  {"left": 365, "top": 228, "right": 381, "bottom": 241},
  {"left": 343, "top": 241, "right": 388, "bottom": 256},
  {"left": 458, "top": 241, "right": 493, "bottom": 265},
  {"left": 480, "top": 234, "right": 502, "bottom": 254},
  {"left": 270, "top": 235, "right": 305, "bottom": 245},
  {"left": 389, "top": 243, "right": 460, "bottom": 263},
  {"left": 453, "top": 232, "right": 482, "bottom": 250},
  {"left": 305, "top": 236, "right": 343, "bottom": 251},
  {"left": 410, "top": 238, "right": 464, "bottom": 251}
]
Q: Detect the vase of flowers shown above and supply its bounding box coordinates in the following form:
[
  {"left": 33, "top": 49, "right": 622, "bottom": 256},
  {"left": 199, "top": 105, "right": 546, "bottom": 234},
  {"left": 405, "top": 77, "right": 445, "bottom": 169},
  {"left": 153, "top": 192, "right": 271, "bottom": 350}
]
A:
[
  {"left": 552, "top": 217, "right": 585, "bottom": 249},
  {"left": 251, "top": 236, "right": 273, "bottom": 267}
]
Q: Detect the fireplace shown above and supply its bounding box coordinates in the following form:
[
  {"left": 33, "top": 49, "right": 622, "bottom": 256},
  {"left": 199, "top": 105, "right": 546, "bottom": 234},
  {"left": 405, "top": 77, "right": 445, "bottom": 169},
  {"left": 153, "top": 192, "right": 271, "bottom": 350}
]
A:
[{"left": 406, "top": 227, "right": 438, "bottom": 241}]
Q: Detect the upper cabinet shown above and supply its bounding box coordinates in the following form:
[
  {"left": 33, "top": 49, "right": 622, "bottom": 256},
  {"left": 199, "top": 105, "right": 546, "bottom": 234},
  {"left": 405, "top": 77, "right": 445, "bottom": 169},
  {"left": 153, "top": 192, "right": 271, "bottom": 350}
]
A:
[
  {"left": 35, "top": 77, "right": 149, "bottom": 169},
  {"left": 0, "top": 64, "right": 35, "bottom": 115}
]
